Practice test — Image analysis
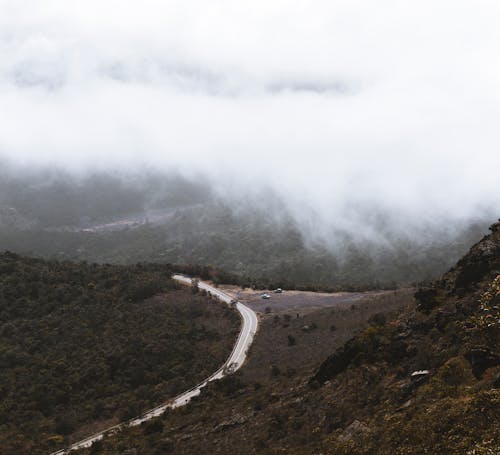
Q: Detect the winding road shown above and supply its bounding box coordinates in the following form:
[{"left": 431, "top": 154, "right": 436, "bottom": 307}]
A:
[{"left": 50, "top": 275, "right": 259, "bottom": 454}]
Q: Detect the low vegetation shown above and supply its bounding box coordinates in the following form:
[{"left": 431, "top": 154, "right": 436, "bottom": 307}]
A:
[
  {"left": 0, "top": 168, "right": 490, "bottom": 290},
  {"left": 0, "top": 252, "right": 239, "bottom": 454},
  {"left": 73, "top": 221, "right": 500, "bottom": 454},
  {"left": 72, "top": 288, "right": 415, "bottom": 454}
]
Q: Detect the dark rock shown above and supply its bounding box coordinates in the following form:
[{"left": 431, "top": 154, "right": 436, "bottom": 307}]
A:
[
  {"left": 464, "top": 347, "right": 500, "bottom": 378},
  {"left": 409, "top": 319, "right": 434, "bottom": 334},
  {"left": 415, "top": 288, "right": 438, "bottom": 313},
  {"left": 368, "top": 312, "right": 387, "bottom": 326},
  {"left": 455, "top": 260, "right": 492, "bottom": 292},
  {"left": 489, "top": 220, "right": 500, "bottom": 233},
  {"left": 154, "top": 439, "right": 174, "bottom": 453},
  {"left": 387, "top": 340, "right": 409, "bottom": 363},
  {"left": 143, "top": 419, "right": 164, "bottom": 435},
  {"left": 310, "top": 337, "right": 360, "bottom": 385},
  {"left": 453, "top": 224, "right": 500, "bottom": 292},
  {"left": 435, "top": 309, "right": 456, "bottom": 332}
]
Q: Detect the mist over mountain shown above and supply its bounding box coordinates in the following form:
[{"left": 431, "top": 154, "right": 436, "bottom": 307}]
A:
[
  {"left": 0, "top": 165, "right": 493, "bottom": 288},
  {"left": 1, "top": 1, "right": 499, "bottom": 259},
  {"left": 0, "top": 163, "right": 212, "bottom": 228},
  {"left": 1, "top": 3, "right": 500, "bottom": 454}
]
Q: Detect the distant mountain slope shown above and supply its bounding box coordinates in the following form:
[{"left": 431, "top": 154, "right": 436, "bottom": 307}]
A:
[
  {"left": 0, "top": 208, "right": 490, "bottom": 290},
  {"left": 0, "top": 253, "right": 239, "bottom": 455},
  {"left": 0, "top": 167, "right": 493, "bottom": 289}
]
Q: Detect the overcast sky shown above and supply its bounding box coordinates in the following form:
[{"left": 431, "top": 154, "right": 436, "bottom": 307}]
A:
[{"left": 1, "top": 1, "right": 499, "bottom": 242}]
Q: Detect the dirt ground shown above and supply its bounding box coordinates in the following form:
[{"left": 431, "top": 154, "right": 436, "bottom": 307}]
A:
[
  {"left": 240, "top": 288, "right": 415, "bottom": 384},
  {"left": 219, "top": 284, "right": 397, "bottom": 315}
]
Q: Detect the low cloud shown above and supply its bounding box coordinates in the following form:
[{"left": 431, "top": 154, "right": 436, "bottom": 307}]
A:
[{"left": 1, "top": 0, "right": 499, "bottom": 246}]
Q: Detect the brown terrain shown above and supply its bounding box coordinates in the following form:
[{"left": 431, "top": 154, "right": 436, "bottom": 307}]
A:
[
  {"left": 75, "top": 284, "right": 414, "bottom": 454},
  {"left": 74, "top": 220, "right": 500, "bottom": 454},
  {"left": 221, "top": 285, "right": 396, "bottom": 314}
]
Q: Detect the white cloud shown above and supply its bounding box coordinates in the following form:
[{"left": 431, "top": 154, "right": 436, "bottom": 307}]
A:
[{"left": 1, "top": 0, "right": 499, "bottom": 243}]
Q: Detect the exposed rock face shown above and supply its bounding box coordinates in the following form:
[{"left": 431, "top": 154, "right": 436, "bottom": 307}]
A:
[
  {"left": 305, "top": 222, "right": 500, "bottom": 453},
  {"left": 465, "top": 347, "right": 500, "bottom": 378},
  {"left": 490, "top": 221, "right": 500, "bottom": 233},
  {"left": 414, "top": 287, "right": 438, "bottom": 313},
  {"left": 451, "top": 219, "right": 500, "bottom": 293},
  {"left": 310, "top": 338, "right": 360, "bottom": 385},
  {"left": 314, "top": 219, "right": 500, "bottom": 386},
  {"left": 412, "top": 219, "right": 500, "bottom": 305}
]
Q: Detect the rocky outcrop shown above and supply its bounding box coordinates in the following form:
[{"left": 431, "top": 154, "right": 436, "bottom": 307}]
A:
[
  {"left": 414, "top": 219, "right": 500, "bottom": 307},
  {"left": 465, "top": 347, "right": 500, "bottom": 378},
  {"left": 414, "top": 287, "right": 438, "bottom": 313},
  {"left": 310, "top": 338, "right": 361, "bottom": 385},
  {"left": 452, "top": 219, "right": 500, "bottom": 293},
  {"left": 314, "top": 218, "right": 500, "bottom": 389}
]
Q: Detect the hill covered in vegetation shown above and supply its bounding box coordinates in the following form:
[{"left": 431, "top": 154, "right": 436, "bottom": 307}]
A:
[
  {"left": 0, "top": 205, "right": 489, "bottom": 291},
  {"left": 0, "top": 167, "right": 492, "bottom": 290},
  {"left": 80, "top": 220, "right": 500, "bottom": 454},
  {"left": 0, "top": 253, "right": 239, "bottom": 454}
]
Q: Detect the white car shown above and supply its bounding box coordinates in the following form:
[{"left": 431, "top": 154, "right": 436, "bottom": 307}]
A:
[{"left": 261, "top": 293, "right": 271, "bottom": 299}]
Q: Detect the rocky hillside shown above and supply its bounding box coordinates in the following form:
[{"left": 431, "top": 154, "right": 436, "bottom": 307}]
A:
[
  {"left": 306, "top": 220, "right": 500, "bottom": 453},
  {"left": 78, "top": 220, "right": 500, "bottom": 455}
]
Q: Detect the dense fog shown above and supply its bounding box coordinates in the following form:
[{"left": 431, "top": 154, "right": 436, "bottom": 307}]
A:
[{"left": 1, "top": 0, "right": 499, "bottom": 250}]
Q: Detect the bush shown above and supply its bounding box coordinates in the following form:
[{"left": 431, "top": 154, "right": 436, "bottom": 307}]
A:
[
  {"left": 270, "top": 365, "right": 281, "bottom": 376},
  {"left": 144, "top": 419, "right": 164, "bottom": 435}
]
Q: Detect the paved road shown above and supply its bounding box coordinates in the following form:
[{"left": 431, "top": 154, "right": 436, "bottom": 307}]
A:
[{"left": 50, "top": 275, "right": 259, "bottom": 454}]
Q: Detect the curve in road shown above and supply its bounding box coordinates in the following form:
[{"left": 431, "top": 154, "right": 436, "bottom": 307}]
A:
[{"left": 50, "top": 274, "right": 259, "bottom": 454}]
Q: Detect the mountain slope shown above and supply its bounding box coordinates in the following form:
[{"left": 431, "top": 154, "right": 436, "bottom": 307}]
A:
[
  {"left": 306, "top": 221, "right": 500, "bottom": 454},
  {"left": 0, "top": 253, "right": 239, "bottom": 454},
  {"left": 0, "top": 167, "right": 492, "bottom": 290},
  {"left": 80, "top": 220, "right": 500, "bottom": 454}
]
